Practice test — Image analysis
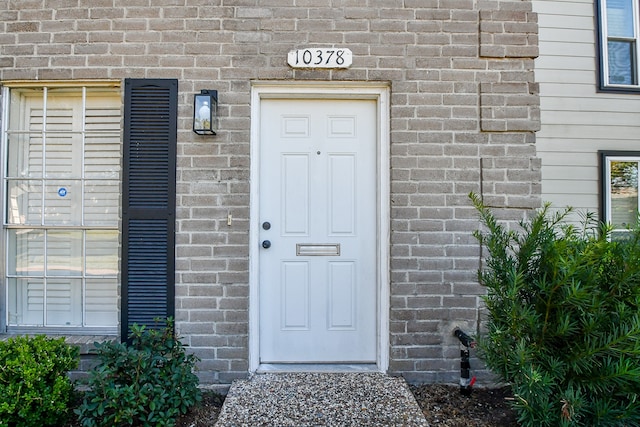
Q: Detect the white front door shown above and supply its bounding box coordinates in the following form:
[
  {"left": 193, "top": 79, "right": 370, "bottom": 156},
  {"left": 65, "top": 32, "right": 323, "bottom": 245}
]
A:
[{"left": 259, "top": 98, "right": 378, "bottom": 363}]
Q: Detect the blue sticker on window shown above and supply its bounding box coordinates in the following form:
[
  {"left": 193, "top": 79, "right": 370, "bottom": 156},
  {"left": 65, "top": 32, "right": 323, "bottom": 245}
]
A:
[{"left": 58, "top": 187, "right": 67, "bottom": 197}]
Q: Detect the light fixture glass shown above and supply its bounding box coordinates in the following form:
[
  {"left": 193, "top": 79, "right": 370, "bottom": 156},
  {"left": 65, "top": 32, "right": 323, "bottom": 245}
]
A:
[{"left": 193, "top": 90, "right": 217, "bottom": 135}]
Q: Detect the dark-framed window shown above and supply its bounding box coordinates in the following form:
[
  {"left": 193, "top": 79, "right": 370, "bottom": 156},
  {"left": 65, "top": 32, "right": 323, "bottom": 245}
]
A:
[
  {"left": 600, "top": 151, "right": 640, "bottom": 239},
  {"left": 597, "top": 0, "right": 640, "bottom": 91}
]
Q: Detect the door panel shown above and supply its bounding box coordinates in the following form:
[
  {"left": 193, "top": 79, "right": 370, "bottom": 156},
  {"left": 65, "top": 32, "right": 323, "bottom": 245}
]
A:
[
  {"left": 259, "top": 99, "right": 377, "bottom": 363},
  {"left": 328, "top": 261, "right": 355, "bottom": 329},
  {"left": 282, "top": 154, "right": 309, "bottom": 235},
  {"left": 281, "top": 261, "right": 309, "bottom": 330},
  {"left": 329, "top": 154, "right": 356, "bottom": 235}
]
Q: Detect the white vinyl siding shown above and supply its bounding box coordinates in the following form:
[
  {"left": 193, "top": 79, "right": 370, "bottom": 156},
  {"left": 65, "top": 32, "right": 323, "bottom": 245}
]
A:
[
  {"left": 534, "top": 0, "right": 640, "bottom": 219},
  {"left": 3, "top": 85, "right": 121, "bottom": 331}
]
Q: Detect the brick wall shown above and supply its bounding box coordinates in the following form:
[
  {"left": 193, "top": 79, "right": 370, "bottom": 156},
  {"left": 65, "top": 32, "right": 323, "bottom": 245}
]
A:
[{"left": 0, "top": 0, "right": 540, "bottom": 385}]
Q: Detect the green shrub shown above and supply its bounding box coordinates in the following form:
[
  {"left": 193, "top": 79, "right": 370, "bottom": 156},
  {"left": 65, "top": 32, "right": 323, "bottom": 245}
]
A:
[
  {"left": 471, "top": 193, "right": 640, "bottom": 427},
  {"left": 76, "top": 319, "right": 201, "bottom": 427},
  {"left": 0, "top": 335, "right": 79, "bottom": 427}
]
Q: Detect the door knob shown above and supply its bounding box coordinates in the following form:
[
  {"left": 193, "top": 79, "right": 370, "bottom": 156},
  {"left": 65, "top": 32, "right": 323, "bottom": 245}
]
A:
[{"left": 262, "top": 240, "right": 271, "bottom": 249}]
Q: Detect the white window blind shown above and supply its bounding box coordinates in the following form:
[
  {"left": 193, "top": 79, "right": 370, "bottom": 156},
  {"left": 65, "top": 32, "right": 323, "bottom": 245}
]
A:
[
  {"left": 599, "top": 0, "right": 640, "bottom": 89},
  {"left": 4, "top": 85, "right": 121, "bottom": 331}
]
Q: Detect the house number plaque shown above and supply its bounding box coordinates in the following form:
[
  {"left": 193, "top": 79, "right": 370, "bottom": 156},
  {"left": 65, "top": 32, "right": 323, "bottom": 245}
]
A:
[{"left": 287, "top": 48, "right": 353, "bottom": 69}]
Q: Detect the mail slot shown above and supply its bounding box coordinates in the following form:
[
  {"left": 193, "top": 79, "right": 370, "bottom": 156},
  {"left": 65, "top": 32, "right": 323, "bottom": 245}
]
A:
[{"left": 296, "top": 243, "right": 341, "bottom": 256}]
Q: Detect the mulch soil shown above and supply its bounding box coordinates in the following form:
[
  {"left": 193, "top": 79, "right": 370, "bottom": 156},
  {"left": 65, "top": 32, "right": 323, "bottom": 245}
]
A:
[
  {"left": 175, "top": 390, "right": 225, "bottom": 427},
  {"left": 409, "top": 384, "right": 518, "bottom": 427}
]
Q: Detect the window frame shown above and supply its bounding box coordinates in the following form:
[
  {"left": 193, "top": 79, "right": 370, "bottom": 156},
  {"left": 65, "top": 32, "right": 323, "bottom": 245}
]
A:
[
  {"left": 596, "top": 0, "right": 640, "bottom": 92},
  {"left": 600, "top": 151, "right": 640, "bottom": 237},
  {"left": 1, "top": 80, "right": 121, "bottom": 334}
]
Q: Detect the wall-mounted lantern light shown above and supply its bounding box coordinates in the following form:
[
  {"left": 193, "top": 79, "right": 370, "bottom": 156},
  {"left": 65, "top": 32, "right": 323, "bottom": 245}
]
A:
[{"left": 193, "top": 90, "right": 218, "bottom": 135}]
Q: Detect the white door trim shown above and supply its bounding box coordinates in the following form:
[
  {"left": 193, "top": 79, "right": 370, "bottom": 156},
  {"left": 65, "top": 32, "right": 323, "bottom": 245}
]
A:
[{"left": 249, "top": 81, "right": 390, "bottom": 373}]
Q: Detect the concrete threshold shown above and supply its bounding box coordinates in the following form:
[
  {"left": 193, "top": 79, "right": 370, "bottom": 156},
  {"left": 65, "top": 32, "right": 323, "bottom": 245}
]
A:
[
  {"left": 215, "top": 372, "right": 429, "bottom": 426},
  {"left": 256, "top": 363, "right": 379, "bottom": 373}
]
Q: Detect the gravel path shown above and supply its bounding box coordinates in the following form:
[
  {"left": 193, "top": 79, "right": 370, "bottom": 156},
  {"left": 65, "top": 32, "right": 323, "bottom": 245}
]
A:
[{"left": 215, "top": 372, "right": 429, "bottom": 426}]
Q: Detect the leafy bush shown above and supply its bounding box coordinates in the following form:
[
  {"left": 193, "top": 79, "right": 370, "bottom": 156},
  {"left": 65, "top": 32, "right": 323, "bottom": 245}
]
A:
[
  {"left": 0, "top": 335, "right": 79, "bottom": 427},
  {"left": 76, "top": 319, "right": 201, "bottom": 427},
  {"left": 471, "top": 193, "right": 640, "bottom": 427}
]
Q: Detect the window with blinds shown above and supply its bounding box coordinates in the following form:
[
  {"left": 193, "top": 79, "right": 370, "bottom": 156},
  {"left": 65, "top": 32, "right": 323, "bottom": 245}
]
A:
[
  {"left": 3, "top": 85, "right": 121, "bottom": 331},
  {"left": 598, "top": 0, "right": 640, "bottom": 90}
]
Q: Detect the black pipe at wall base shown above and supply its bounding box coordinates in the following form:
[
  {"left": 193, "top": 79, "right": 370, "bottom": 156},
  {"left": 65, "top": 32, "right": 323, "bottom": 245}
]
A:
[
  {"left": 459, "top": 347, "right": 473, "bottom": 396},
  {"left": 454, "top": 328, "right": 474, "bottom": 348},
  {"left": 453, "top": 328, "right": 476, "bottom": 396}
]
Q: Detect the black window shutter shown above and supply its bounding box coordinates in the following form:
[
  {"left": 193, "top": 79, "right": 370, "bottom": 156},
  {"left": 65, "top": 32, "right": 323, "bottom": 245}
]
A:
[{"left": 122, "top": 78, "right": 177, "bottom": 340}]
